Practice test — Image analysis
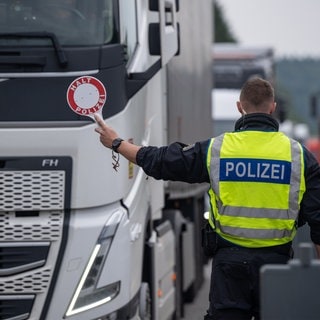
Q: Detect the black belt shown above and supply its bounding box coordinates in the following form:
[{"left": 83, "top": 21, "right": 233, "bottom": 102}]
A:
[{"left": 217, "top": 235, "right": 293, "bottom": 256}]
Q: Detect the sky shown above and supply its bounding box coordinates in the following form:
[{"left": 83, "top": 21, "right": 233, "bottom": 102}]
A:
[{"left": 216, "top": 0, "right": 320, "bottom": 59}]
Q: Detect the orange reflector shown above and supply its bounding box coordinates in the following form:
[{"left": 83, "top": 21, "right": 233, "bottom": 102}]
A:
[
  {"left": 171, "top": 273, "right": 177, "bottom": 281},
  {"left": 158, "top": 288, "right": 163, "bottom": 297}
]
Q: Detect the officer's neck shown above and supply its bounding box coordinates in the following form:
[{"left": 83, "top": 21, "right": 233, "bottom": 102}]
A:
[{"left": 234, "top": 113, "right": 279, "bottom": 132}]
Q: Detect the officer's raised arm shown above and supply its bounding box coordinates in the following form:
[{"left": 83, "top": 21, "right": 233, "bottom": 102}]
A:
[{"left": 94, "top": 114, "right": 141, "bottom": 164}]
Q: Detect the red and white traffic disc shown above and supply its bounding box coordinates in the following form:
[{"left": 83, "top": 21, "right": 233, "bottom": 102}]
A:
[{"left": 66, "top": 76, "right": 107, "bottom": 116}]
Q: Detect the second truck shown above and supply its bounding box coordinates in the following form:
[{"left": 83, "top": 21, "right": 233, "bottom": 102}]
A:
[{"left": 0, "top": 0, "right": 213, "bottom": 319}]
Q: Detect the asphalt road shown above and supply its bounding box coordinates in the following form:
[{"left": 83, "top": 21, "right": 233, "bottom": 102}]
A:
[{"left": 183, "top": 260, "right": 212, "bottom": 320}]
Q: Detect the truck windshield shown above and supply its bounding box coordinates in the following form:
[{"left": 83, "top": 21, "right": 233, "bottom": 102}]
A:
[
  {"left": 0, "top": 0, "right": 115, "bottom": 46},
  {"left": 214, "top": 62, "right": 267, "bottom": 89}
]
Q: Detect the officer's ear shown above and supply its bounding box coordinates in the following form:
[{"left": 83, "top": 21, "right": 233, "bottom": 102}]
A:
[
  {"left": 270, "top": 102, "right": 277, "bottom": 114},
  {"left": 237, "top": 101, "right": 246, "bottom": 115}
]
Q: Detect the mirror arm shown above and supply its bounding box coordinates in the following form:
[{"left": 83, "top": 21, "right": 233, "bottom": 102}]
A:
[{"left": 126, "top": 59, "right": 162, "bottom": 99}]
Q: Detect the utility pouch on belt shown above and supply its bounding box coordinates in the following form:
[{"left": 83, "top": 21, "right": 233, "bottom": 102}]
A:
[{"left": 201, "top": 222, "right": 217, "bottom": 257}]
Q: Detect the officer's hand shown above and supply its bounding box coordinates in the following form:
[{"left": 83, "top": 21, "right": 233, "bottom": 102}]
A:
[{"left": 94, "top": 114, "right": 119, "bottom": 149}]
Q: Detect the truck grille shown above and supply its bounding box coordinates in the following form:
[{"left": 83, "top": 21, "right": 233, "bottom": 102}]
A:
[
  {"left": 0, "top": 171, "right": 64, "bottom": 211},
  {"left": 0, "top": 268, "right": 51, "bottom": 293},
  {"left": 0, "top": 166, "right": 68, "bottom": 320},
  {"left": 0, "top": 296, "right": 34, "bottom": 320},
  {"left": 0, "top": 210, "right": 62, "bottom": 241}
]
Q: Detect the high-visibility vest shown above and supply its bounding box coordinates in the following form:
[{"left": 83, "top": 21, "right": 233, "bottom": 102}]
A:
[{"left": 206, "top": 131, "right": 306, "bottom": 248}]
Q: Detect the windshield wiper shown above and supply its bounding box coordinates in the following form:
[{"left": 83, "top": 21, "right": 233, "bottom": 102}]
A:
[{"left": 0, "top": 32, "right": 68, "bottom": 67}]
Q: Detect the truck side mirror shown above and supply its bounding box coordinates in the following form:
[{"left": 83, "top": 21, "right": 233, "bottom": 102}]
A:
[
  {"left": 274, "top": 96, "right": 287, "bottom": 123},
  {"left": 311, "top": 95, "right": 317, "bottom": 117},
  {"left": 127, "top": 0, "right": 180, "bottom": 99},
  {"left": 149, "top": 0, "right": 180, "bottom": 12},
  {"left": 148, "top": 0, "right": 179, "bottom": 65}
]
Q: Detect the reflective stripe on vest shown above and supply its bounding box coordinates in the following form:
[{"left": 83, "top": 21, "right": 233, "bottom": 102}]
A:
[{"left": 207, "top": 131, "right": 306, "bottom": 247}]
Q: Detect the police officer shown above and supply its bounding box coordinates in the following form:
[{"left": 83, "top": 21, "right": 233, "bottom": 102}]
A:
[{"left": 95, "top": 77, "right": 320, "bottom": 320}]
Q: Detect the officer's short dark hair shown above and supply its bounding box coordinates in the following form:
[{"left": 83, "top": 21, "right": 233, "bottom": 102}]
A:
[{"left": 240, "top": 78, "right": 274, "bottom": 111}]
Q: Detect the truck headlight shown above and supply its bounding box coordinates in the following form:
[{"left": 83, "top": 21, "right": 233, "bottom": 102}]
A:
[{"left": 65, "top": 210, "right": 124, "bottom": 317}]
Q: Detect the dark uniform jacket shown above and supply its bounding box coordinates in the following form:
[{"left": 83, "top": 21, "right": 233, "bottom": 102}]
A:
[{"left": 136, "top": 113, "right": 320, "bottom": 245}]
